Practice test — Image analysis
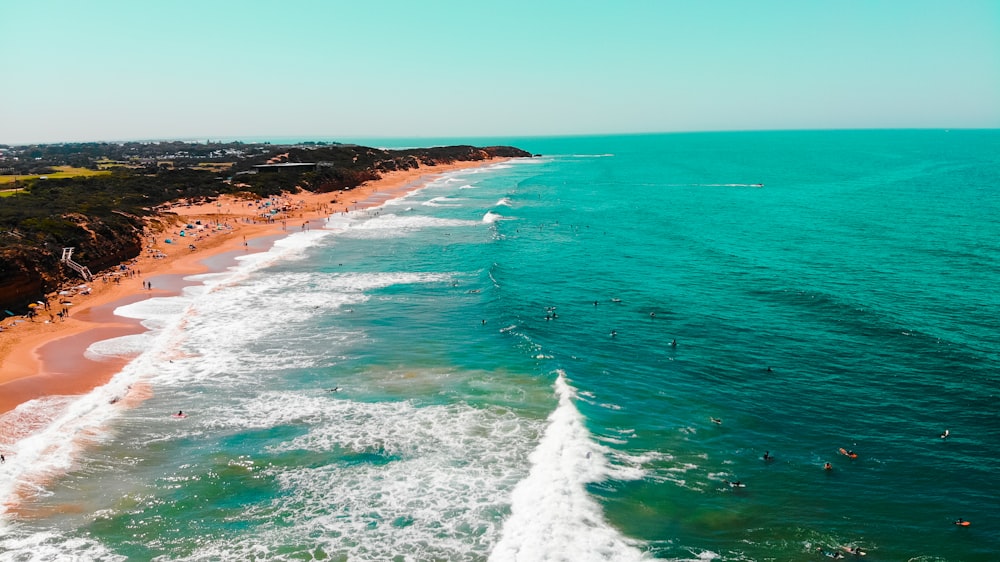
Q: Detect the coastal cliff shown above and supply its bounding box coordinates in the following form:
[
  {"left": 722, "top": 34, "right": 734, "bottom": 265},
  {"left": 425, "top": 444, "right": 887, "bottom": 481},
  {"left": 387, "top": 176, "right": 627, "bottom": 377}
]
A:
[{"left": 0, "top": 143, "right": 530, "bottom": 313}]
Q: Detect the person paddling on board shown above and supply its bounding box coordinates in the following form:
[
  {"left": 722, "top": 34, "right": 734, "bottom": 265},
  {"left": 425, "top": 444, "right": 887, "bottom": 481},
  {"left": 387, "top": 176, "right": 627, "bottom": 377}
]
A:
[
  {"left": 941, "top": 429, "right": 950, "bottom": 439},
  {"left": 955, "top": 518, "right": 971, "bottom": 526},
  {"left": 763, "top": 451, "right": 772, "bottom": 461}
]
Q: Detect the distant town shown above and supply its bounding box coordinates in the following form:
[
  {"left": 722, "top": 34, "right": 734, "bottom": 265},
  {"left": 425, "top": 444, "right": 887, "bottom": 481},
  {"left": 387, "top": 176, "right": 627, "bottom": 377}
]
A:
[{"left": 0, "top": 140, "right": 343, "bottom": 182}]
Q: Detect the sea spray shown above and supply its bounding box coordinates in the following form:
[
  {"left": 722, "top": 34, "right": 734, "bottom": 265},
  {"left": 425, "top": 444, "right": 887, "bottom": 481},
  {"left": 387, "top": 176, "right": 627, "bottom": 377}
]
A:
[{"left": 489, "top": 371, "right": 648, "bottom": 562}]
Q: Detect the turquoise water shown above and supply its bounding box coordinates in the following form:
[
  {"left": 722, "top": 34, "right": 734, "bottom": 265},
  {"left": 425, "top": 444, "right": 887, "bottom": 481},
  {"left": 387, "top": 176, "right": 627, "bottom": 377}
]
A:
[{"left": 1, "top": 130, "right": 998, "bottom": 561}]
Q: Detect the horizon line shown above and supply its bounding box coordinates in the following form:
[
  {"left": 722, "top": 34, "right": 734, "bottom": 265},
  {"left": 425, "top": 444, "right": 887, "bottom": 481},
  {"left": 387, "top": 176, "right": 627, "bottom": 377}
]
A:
[{"left": 3, "top": 127, "right": 998, "bottom": 147}]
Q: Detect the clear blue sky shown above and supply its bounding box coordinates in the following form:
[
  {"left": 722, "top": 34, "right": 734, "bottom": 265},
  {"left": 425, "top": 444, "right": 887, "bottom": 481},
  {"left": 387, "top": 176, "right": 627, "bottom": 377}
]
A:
[{"left": 1, "top": 0, "right": 997, "bottom": 144}]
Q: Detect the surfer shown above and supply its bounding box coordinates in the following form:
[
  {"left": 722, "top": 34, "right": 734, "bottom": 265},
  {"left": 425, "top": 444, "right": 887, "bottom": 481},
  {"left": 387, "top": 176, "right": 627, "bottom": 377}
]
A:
[
  {"left": 670, "top": 339, "right": 677, "bottom": 347},
  {"left": 763, "top": 451, "right": 772, "bottom": 461},
  {"left": 610, "top": 329, "right": 617, "bottom": 338},
  {"left": 842, "top": 546, "right": 867, "bottom": 556},
  {"left": 940, "top": 429, "right": 950, "bottom": 439},
  {"left": 824, "top": 462, "right": 833, "bottom": 470},
  {"left": 1, "top": 454, "right": 5, "bottom": 463},
  {"left": 725, "top": 480, "right": 745, "bottom": 488},
  {"left": 954, "top": 518, "right": 970, "bottom": 526},
  {"left": 711, "top": 417, "right": 722, "bottom": 424},
  {"left": 816, "top": 548, "right": 845, "bottom": 559}
]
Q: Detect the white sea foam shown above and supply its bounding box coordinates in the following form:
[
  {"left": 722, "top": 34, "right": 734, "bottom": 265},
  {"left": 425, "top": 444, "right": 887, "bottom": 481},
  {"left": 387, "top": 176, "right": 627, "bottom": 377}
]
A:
[
  {"left": 495, "top": 197, "right": 513, "bottom": 207},
  {"left": 483, "top": 211, "right": 504, "bottom": 224},
  {"left": 0, "top": 530, "right": 125, "bottom": 562},
  {"left": 489, "top": 371, "right": 648, "bottom": 562},
  {"left": 422, "top": 196, "right": 465, "bottom": 207},
  {"left": 333, "top": 213, "right": 483, "bottom": 239},
  {"left": 0, "top": 224, "right": 355, "bottom": 515},
  {"left": 137, "top": 385, "right": 545, "bottom": 561}
]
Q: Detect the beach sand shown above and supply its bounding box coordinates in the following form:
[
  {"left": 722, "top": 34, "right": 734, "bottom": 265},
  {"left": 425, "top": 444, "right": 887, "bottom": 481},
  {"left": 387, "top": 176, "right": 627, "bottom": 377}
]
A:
[{"left": 0, "top": 159, "right": 505, "bottom": 415}]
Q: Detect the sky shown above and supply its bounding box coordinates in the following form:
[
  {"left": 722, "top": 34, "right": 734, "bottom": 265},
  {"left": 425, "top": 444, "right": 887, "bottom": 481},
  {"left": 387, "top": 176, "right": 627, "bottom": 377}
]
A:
[{"left": 1, "top": 0, "right": 998, "bottom": 144}]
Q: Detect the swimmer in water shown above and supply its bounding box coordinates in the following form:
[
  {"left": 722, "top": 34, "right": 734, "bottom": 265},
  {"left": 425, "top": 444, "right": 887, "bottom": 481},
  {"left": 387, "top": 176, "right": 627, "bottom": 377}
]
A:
[
  {"left": 825, "top": 462, "right": 833, "bottom": 470},
  {"left": 763, "top": 451, "right": 772, "bottom": 461}
]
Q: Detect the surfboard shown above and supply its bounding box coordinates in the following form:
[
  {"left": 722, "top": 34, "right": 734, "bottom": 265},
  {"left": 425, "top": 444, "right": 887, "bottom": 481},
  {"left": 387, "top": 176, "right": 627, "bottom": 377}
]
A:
[{"left": 171, "top": 413, "right": 187, "bottom": 419}]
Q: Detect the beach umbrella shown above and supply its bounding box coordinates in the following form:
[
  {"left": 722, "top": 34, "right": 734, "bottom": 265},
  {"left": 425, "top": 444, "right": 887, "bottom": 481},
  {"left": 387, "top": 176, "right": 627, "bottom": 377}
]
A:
[{"left": 27, "top": 303, "right": 38, "bottom": 308}]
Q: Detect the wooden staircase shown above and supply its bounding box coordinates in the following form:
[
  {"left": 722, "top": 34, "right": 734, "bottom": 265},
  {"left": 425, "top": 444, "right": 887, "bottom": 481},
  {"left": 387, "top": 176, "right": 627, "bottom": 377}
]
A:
[{"left": 61, "top": 247, "right": 93, "bottom": 281}]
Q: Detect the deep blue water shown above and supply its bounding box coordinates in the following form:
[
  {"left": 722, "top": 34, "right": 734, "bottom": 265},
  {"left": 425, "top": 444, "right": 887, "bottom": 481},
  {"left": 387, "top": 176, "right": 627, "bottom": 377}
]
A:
[{"left": 1, "top": 130, "right": 998, "bottom": 561}]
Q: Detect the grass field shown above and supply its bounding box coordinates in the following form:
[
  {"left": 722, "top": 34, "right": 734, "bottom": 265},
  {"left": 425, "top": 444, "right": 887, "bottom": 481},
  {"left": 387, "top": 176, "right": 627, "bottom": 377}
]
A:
[{"left": 0, "top": 166, "right": 111, "bottom": 186}]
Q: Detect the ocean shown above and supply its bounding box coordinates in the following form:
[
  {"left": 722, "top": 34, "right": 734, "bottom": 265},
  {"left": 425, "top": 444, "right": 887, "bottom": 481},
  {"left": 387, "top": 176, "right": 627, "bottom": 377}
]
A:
[{"left": 1, "top": 130, "right": 998, "bottom": 561}]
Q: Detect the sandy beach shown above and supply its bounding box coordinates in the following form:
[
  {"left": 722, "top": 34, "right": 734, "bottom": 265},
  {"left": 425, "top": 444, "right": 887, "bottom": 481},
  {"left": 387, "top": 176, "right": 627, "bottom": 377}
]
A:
[{"left": 0, "top": 158, "right": 505, "bottom": 415}]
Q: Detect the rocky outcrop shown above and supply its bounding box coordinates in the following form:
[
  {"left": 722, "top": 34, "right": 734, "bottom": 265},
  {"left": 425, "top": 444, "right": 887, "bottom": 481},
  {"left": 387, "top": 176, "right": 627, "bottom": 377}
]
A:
[{"left": 0, "top": 214, "right": 143, "bottom": 312}]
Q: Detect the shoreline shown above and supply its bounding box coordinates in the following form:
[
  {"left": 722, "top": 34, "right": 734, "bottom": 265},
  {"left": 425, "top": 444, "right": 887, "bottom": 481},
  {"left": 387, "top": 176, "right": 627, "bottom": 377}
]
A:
[{"left": 0, "top": 158, "right": 508, "bottom": 415}]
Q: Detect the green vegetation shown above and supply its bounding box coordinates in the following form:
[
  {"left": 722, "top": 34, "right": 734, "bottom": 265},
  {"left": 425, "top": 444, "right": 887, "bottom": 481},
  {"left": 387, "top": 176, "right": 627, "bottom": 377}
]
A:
[
  {"left": 0, "top": 166, "right": 111, "bottom": 185},
  {"left": 0, "top": 141, "right": 532, "bottom": 312}
]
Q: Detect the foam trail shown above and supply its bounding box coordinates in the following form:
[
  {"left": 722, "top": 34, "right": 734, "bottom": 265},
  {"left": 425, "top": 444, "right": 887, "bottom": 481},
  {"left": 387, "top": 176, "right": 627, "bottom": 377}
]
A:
[
  {"left": 489, "top": 371, "right": 648, "bottom": 562},
  {"left": 483, "top": 211, "right": 504, "bottom": 224}
]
